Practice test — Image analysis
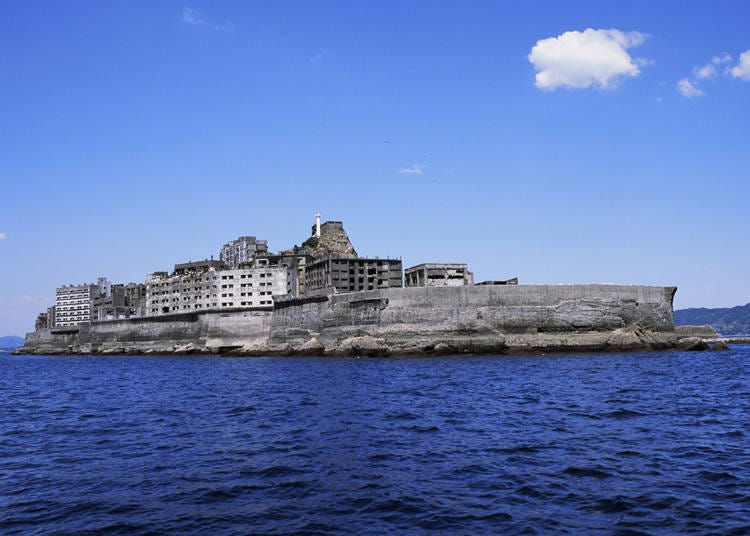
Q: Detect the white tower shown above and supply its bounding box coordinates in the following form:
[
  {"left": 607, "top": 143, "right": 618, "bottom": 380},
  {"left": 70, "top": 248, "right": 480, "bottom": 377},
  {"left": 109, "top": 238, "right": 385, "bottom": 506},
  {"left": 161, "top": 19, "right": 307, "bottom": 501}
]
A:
[{"left": 315, "top": 211, "right": 321, "bottom": 238}]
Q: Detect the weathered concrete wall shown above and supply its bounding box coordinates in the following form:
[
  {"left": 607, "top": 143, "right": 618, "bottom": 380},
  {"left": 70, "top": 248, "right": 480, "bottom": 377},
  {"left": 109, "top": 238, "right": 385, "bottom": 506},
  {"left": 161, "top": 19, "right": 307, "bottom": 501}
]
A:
[
  {"left": 202, "top": 311, "right": 273, "bottom": 351},
  {"left": 23, "top": 328, "right": 80, "bottom": 354},
  {"left": 675, "top": 325, "right": 717, "bottom": 339},
  {"left": 21, "top": 310, "right": 273, "bottom": 355},
  {"left": 263, "top": 285, "right": 677, "bottom": 356},
  {"left": 19, "top": 285, "right": 677, "bottom": 356}
]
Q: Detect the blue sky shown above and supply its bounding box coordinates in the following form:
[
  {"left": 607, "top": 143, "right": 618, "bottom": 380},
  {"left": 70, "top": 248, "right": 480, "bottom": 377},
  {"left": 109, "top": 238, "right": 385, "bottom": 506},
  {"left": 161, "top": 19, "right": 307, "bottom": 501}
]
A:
[{"left": 1, "top": 1, "right": 749, "bottom": 336}]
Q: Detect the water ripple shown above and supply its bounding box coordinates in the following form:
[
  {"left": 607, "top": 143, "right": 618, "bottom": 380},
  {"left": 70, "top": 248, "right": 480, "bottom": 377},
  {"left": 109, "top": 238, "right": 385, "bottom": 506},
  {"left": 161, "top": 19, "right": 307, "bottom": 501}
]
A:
[{"left": 1, "top": 346, "right": 749, "bottom": 534}]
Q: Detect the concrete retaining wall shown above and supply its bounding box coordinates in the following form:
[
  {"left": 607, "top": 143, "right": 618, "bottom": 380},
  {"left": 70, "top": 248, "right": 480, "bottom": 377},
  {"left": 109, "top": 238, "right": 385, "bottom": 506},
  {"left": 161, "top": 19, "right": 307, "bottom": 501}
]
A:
[{"left": 20, "top": 284, "right": 678, "bottom": 356}]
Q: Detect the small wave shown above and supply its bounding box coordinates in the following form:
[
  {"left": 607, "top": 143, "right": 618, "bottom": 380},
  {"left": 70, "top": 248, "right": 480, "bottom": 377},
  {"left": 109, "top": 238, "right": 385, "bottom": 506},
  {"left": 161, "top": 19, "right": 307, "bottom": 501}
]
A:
[
  {"left": 194, "top": 488, "right": 239, "bottom": 504},
  {"left": 601, "top": 408, "right": 648, "bottom": 419},
  {"left": 636, "top": 494, "right": 679, "bottom": 510},
  {"left": 585, "top": 496, "right": 634, "bottom": 514},
  {"left": 563, "top": 466, "right": 613, "bottom": 479},
  {"left": 610, "top": 528, "right": 653, "bottom": 536},
  {"left": 258, "top": 465, "right": 306, "bottom": 478},
  {"left": 226, "top": 405, "right": 255, "bottom": 415},
  {"left": 386, "top": 411, "right": 420, "bottom": 420},
  {"left": 516, "top": 485, "right": 547, "bottom": 498},
  {"left": 455, "top": 463, "right": 487, "bottom": 475},
  {"left": 368, "top": 453, "right": 393, "bottom": 461},
  {"left": 695, "top": 470, "right": 738, "bottom": 482},
  {"left": 407, "top": 424, "right": 439, "bottom": 433},
  {"left": 569, "top": 412, "right": 601, "bottom": 420},
  {"left": 364, "top": 497, "right": 425, "bottom": 515}
]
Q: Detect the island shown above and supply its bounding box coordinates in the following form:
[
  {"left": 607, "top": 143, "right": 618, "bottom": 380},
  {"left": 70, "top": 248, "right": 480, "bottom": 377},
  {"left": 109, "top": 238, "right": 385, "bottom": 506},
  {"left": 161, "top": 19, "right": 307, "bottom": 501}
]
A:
[{"left": 18, "top": 214, "right": 711, "bottom": 356}]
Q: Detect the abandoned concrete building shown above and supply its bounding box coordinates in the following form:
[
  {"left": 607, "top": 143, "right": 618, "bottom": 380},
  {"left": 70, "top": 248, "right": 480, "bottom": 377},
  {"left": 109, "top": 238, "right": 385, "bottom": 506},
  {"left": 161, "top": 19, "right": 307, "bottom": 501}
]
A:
[
  {"left": 38, "top": 213, "right": 481, "bottom": 325},
  {"left": 92, "top": 282, "right": 147, "bottom": 321},
  {"left": 305, "top": 257, "right": 403, "bottom": 295},
  {"left": 53, "top": 277, "right": 146, "bottom": 327},
  {"left": 145, "top": 259, "right": 290, "bottom": 316},
  {"left": 405, "top": 263, "right": 474, "bottom": 288},
  {"left": 54, "top": 279, "right": 106, "bottom": 327},
  {"left": 220, "top": 236, "right": 269, "bottom": 268}
]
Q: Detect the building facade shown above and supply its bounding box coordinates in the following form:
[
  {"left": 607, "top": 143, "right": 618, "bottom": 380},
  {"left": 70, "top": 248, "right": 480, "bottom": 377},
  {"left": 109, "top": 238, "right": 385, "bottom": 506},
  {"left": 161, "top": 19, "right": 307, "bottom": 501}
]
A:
[
  {"left": 54, "top": 283, "right": 98, "bottom": 327},
  {"left": 93, "top": 283, "right": 147, "bottom": 321},
  {"left": 54, "top": 278, "right": 115, "bottom": 327},
  {"left": 220, "top": 236, "right": 269, "bottom": 268},
  {"left": 405, "top": 263, "right": 474, "bottom": 288},
  {"left": 145, "top": 259, "right": 289, "bottom": 316},
  {"left": 305, "top": 257, "right": 403, "bottom": 295}
]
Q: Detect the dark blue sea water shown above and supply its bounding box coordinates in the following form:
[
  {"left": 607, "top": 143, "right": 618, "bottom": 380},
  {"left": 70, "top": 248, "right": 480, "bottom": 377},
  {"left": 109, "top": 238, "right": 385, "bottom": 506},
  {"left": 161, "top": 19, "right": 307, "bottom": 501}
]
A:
[{"left": 2, "top": 347, "right": 749, "bottom": 535}]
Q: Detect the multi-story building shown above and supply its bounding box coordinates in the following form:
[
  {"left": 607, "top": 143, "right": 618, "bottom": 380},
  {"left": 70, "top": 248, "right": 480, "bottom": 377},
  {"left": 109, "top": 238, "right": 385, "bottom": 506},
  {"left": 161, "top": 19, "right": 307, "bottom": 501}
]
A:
[
  {"left": 305, "top": 257, "right": 403, "bottom": 295},
  {"left": 257, "top": 254, "right": 310, "bottom": 297},
  {"left": 54, "top": 278, "right": 110, "bottom": 327},
  {"left": 145, "top": 259, "right": 290, "bottom": 316},
  {"left": 220, "top": 236, "right": 269, "bottom": 268},
  {"left": 92, "top": 282, "right": 147, "bottom": 321},
  {"left": 405, "top": 263, "right": 474, "bottom": 288}
]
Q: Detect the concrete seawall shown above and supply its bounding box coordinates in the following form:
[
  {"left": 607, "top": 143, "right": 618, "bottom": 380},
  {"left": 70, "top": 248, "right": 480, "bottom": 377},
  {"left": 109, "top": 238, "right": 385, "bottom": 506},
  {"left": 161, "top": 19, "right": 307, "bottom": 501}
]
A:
[{"left": 20, "top": 285, "right": 678, "bottom": 356}]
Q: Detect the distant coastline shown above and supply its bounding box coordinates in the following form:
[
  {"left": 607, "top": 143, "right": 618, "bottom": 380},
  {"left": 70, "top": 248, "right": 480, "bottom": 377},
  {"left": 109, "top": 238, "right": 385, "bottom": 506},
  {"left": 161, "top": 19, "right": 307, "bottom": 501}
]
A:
[{"left": 675, "top": 303, "right": 750, "bottom": 337}]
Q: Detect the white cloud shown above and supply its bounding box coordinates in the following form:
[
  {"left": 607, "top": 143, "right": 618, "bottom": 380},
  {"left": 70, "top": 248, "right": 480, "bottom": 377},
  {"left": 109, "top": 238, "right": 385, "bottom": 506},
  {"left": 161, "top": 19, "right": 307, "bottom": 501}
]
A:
[
  {"left": 182, "top": 7, "right": 204, "bottom": 25},
  {"left": 731, "top": 50, "right": 750, "bottom": 81},
  {"left": 528, "top": 28, "right": 648, "bottom": 90},
  {"left": 695, "top": 53, "right": 732, "bottom": 79},
  {"left": 0, "top": 232, "right": 6, "bottom": 240},
  {"left": 398, "top": 164, "right": 423, "bottom": 175},
  {"left": 677, "top": 78, "right": 704, "bottom": 98},
  {"left": 695, "top": 64, "right": 716, "bottom": 80},
  {"left": 713, "top": 53, "right": 732, "bottom": 65},
  {"left": 182, "top": 7, "right": 232, "bottom": 31}
]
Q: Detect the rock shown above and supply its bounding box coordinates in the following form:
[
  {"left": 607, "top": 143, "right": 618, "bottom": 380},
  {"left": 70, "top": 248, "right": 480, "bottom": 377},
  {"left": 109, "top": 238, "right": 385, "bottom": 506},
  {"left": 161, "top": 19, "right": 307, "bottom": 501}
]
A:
[
  {"left": 675, "top": 337, "right": 707, "bottom": 351},
  {"left": 433, "top": 343, "right": 456, "bottom": 354},
  {"left": 173, "top": 344, "right": 192, "bottom": 355},
  {"left": 333, "top": 335, "right": 388, "bottom": 357},
  {"left": 708, "top": 340, "right": 730, "bottom": 351},
  {"left": 294, "top": 337, "right": 325, "bottom": 356},
  {"left": 606, "top": 329, "right": 642, "bottom": 349}
]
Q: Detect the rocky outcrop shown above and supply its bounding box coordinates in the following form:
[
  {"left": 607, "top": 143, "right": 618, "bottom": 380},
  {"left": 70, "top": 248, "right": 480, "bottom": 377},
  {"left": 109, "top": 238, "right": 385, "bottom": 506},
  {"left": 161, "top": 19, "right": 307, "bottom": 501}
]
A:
[
  {"left": 18, "top": 285, "right": 684, "bottom": 357},
  {"left": 282, "top": 221, "right": 358, "bottom": 259},
  {"left": 673, "top": 325, "right": 731, "bottom": 351}
]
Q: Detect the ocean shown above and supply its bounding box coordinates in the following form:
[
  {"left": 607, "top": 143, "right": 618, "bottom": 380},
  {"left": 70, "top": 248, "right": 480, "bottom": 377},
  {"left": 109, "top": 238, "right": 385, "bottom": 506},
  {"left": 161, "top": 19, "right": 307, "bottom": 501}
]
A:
[{"left": 2, "top": 347, "right": 749, "bottom": 535}]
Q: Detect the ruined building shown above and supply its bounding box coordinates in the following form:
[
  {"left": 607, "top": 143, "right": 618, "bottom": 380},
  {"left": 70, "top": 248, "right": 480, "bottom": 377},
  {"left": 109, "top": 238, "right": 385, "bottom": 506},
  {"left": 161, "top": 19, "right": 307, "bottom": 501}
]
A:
[{"left": 405, "top": 263, "right": 474, "bottom": 287}]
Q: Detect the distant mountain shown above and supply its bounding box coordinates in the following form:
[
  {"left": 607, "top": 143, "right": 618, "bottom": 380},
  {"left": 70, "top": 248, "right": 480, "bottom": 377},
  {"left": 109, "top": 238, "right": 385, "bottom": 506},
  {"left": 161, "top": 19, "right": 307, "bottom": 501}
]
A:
[
  {"left": 0, "top": 336, "right": 24, "bottom": 350},
  {"left": 674, "top": 303, "right": 750, "bottom": 336}
]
